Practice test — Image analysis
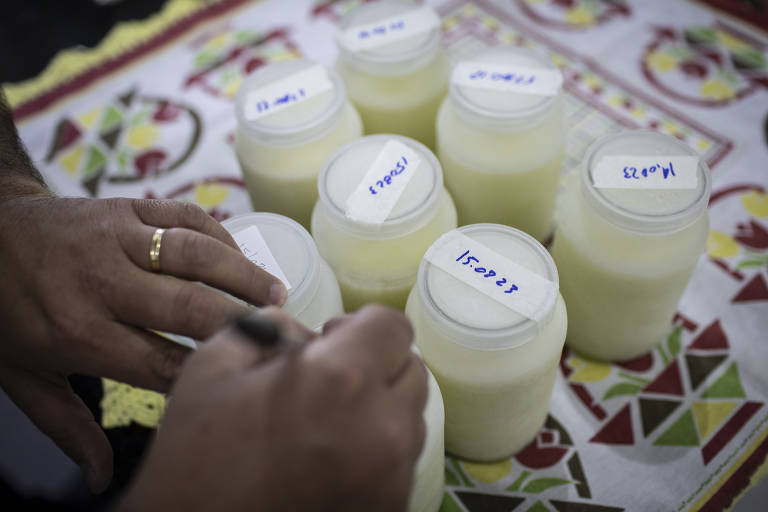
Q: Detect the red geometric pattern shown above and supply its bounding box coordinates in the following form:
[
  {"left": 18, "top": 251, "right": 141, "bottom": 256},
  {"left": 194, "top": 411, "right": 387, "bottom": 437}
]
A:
[
  {"left": 732, "top": 274, "right": 768, "bottom": 303},
  {"left": 643, "top": 360, "right": 684, "bottom": 396},
  {"left": 688, "top": 321, "right": 729, "bottom": 351},
  {"left": 589, "top": 405, "right": 634, "bottom": 445}
]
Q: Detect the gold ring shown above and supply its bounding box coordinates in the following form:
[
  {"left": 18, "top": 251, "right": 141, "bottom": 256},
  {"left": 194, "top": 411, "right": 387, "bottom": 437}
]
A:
[{"left": 149, "top": 228, "right": 165, "bottom": 272}]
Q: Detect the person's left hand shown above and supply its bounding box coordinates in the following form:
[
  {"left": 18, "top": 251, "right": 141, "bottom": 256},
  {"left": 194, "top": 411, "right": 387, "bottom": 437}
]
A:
[{"left": 0, "top": 191, "right": 288, "bottom": 492}]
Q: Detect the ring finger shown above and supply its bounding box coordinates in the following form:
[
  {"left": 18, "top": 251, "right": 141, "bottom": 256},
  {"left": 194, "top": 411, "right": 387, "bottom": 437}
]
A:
[{"left": 124, "top": 225, "right": 287, "bottom": 307}]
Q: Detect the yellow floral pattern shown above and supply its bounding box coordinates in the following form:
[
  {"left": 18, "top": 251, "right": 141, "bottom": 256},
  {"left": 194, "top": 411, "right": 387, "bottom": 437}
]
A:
[
  {"left": 700, "top": 80, "right": 736, "bottom": 101},
  {"left": 126, "top": 124, "right": 160, "bottom": 149},
  {"left": 195, "top": 183, "right": 230, "bottom": 207},
  {"left": 568, "top": 356, "right": 612, "bottom": 383},
  {"left": 707, "top": 231, "right": 741, "bottom": 260},
  {"left": 741, "top": 191, "right": 768, "bottom": 218},
  {"left": 646, "top": 51, "right": 677, "bottom": 73},
  {"left": 565, "top": 7, "right": 595, "bottom": 26},
  {"left": 462, "top": 458, "right": 512, "bottom": 483}
]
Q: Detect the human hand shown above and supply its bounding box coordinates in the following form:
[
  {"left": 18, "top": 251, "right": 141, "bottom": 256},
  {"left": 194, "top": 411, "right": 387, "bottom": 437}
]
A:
[
  {"left": 118, "top": 305, "right": 428, "bottom": 512},
  {"left": 0, "top": 192, "right": 287, "bottom": 492}
]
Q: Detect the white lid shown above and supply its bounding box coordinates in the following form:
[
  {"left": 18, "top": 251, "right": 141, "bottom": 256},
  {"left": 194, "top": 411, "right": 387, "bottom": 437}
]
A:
[
  {"left": 582, "top": 131, "right": 711, "bottom": 233},
  {"left": 337, "top": 1, "right": 442, "bottom": 75},
  {"left": 417, "top": 224, "right": 559, "bottom": 350},
  {"left": 449, "top": 46, "right": 561, "bottom": 127},
  {"left": 234, "top": 59, "right": 346, "bottom": 145},
  {"left": 221, "top": 213, "right": 320, "bottom": 315},
  {"left": 317, "top": 134, "right": 443, "bottom": 237}
]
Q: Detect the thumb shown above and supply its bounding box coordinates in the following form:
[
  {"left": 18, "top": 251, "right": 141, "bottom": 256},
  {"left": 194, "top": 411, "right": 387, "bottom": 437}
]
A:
[{"left": 0, "top": 365, "right": 113, "bottom": 493}]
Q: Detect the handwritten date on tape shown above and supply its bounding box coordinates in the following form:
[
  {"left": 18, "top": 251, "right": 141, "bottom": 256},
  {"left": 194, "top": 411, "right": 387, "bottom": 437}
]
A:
[
  {"left": 345, "top": 139, "right": 422, "bottom": 224},
  {"left": 337, "top": 6, "right": 440, "bottom": 53},
  {"left": 425, "top": 231, "right": 556, "bottom": 322},
  {"left": 452, "top": 61, "right": 563, "bottom": 96},
  {"left": 233, "top": 226, "right": 292, "bottom": 290},
  {"left": 592, "top": 156, "right": 699, "bottom": 190},
  {"left": 244, "top": 65, "right": 332, "bottom": 122}
]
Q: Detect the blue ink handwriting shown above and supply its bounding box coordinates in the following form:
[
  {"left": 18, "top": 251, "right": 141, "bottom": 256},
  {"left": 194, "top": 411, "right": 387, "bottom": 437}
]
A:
[
  {"left": 254, "top": 88, "right": 307, "bottom": 114},
  {"left": 455, "top": 249, "right": 519, "bottom": 294},
  {"left": 367, "top": 156, "right": 409, "bottom": 195},
  {"left": 468, "top": 70, "right": 536, "bottom": 85},
  {"left": 357, "top": 20, "right": 406, "bottom": 40},
  {"left": 622, "top": 161, "right": 676, "bottom": 180}
]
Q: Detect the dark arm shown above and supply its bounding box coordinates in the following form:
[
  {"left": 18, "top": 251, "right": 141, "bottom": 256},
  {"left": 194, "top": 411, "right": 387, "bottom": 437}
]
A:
[{"left": 0, "top": 89, "right": 48, "bottom": 199}]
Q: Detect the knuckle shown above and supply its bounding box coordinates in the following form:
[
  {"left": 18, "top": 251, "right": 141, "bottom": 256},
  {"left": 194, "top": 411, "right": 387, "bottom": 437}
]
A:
[
  {"left": 179, "top": 231, "right": 216, "bottom": 268},
  {"left": 172, "top": 286, "right": 215, "bottom": 335},
  {"left": 79, "top": 262, "right": 116, "bottom": 298},
  {"left": 130, "top": 198, "right": 164, "bottom": 219},
  {"left": 178, "top": 202, "right": 209, "bottom": 231},
  {"left": 315, "top": 359, "right": 365, "bottom": 398},
  {"left": 53, "top": 312, "right": 97, "bottom": 349},
  {"left": 358, "top": 304, "right": 414, "bottom": 343},
  {"left": 146, "top": 342, "right": 186, "bottom": 384},
  {"left": 376, "top": 418, "right": 411, "bottom": 465}
]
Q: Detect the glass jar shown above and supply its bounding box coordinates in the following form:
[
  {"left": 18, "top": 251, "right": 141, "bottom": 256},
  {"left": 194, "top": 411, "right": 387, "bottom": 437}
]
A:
[
  {"left": 406, "top": 224, "right": 567, "bottom": 461},
  {"left": 234, "top": 59, "right": 362, "bottom": 229},
  {"left": 335, "top": 1, "right": 449, "bottom": 150},
  {"left": 312, "top": 134, "right": 457, "bottom": 311},
  {"left": 551, "top": 131, "right": 711, "bottom": 361},
  {"left": 409, "top": 365, "right": 445, "bottom": 512},
  {"left": 222, "top": 212, "right": 344, "bottom": 331},
  {"left": 436, "top": 47, "right": 565, "bottom": 242}
]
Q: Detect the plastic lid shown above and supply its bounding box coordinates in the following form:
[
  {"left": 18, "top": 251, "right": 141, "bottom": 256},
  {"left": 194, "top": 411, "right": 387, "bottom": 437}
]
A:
[
  {"left": 417, "top": 224, "right": 559, "bottom": 351},
  {"left": 221, "top": 212, "right": 319, "bottom": 315},
  {"left": 337, "top": 1, "right": 442, "bottom": 75},
  {"left": 234, "top": 59, "right": 346, "bottom": 145},
  {"left": 582, "top": 131, "right": 712, "bottom": 234},
  {"left": 317, "top": 134, "right": 443, "bottom": 237},
  {"left": 450, "top": 46, "right": 560, "bottom": 127}
]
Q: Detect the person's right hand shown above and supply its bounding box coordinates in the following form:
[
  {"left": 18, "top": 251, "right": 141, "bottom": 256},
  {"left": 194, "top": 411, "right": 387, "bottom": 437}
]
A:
[{"left": 117, "top": 305, "right": 428, "bottom": 512}]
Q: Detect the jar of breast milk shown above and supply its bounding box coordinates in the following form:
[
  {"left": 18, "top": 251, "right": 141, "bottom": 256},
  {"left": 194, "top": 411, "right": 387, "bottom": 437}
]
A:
[
  {"left": 234, "top": 59, "right": 362, "bottom": 229},
  {"left": 406, "top": 224, "right": 567, "bottom": 461},
  {"left": 335, "top": 1, "right": 448, "bottom": 150},
  {"left": 311, "top": 134, "right": 457, "bottom": 311},
  {"left": 551, "top": 131, "right": 711, "bottom": 361},
  {"left": 409, "top": 366, "right": 445, "bottom": 512},
  {"left": 436, "top": 47, "right": 565, "bottom": 242},
  {"left": 222, "top": 212, "right": 344, "bottom": 331}
]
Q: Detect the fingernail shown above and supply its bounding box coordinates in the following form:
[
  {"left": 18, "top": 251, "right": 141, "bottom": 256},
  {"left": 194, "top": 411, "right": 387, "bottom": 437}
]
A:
[{"left": 269, "top": 283, "right": 287, "bottom": 306}]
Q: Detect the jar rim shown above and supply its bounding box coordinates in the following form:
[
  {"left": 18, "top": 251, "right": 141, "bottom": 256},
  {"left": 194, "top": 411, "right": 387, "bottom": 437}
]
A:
[
  {"left": 580, "top": 130, "right": 712, "bottom": 234},
  {"left": 316, "top": 134, "right": 444, "bottom": 238},
  {"left": 234, "top": 59, "right": 347, "bottom": 145},
  {"left": 221, "top": 212, "right": 320, "bottom": 315},
  {"left": 336, "top": 1, "right": 442, "bottom": 76},
  {"left": 449, "top": 46, "right": 561, "bottom": 128},
  {"left": 417, "top": 224, "right": 560, "bottom": 351}
]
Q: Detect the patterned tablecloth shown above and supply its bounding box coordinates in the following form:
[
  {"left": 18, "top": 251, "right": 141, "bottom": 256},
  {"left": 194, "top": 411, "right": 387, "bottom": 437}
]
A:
[{"left": 6, "top": 1, "right": 768, "bottom": 510}]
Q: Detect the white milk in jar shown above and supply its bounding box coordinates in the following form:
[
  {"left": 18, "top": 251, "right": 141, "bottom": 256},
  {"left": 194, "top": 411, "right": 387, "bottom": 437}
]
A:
[
  {"left": 335, "top": 1, "right": 448, "bottom": 150},
  {"left": 311, "top": 134, "right": 457, "bottom": 311},
  {"left": 551, "top": 131, "right": 711, "bottom": 361},
  {"left": 234, "top": 59, "right": 362, "bottom": 229},
  {"left": 436, "top": 47, "right": 565, "bottom": 241},
  {"left": 409, "top": 365, "right": 445, "bottom": 512},
  {"left": 406, "top": 224, "right": 567, "bottom": 461}
]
